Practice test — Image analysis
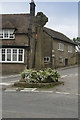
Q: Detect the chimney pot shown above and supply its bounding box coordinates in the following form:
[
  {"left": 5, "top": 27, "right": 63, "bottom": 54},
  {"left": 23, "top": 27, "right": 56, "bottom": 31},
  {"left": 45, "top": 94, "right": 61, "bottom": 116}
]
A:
[
  {"left": 30, "top": 0, "right": 36, "bottom": 16},
  {"left": 31, "top": 0, "right": 34, "bottom": 2}
]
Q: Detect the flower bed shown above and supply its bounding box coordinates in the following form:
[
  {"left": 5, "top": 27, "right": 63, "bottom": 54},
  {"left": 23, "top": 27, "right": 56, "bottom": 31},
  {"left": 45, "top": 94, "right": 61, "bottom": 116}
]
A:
[
  {"left": 13, "top": 68, "right": 63, "bottom": 88},
  {"left": 21, "top": 68, "right": 61, "bottom": 83}
]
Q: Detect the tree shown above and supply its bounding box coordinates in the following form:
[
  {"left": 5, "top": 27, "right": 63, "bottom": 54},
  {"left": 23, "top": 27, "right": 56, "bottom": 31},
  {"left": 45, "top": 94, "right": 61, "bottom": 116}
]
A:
[
  {"left": 73, "top": 37, "right": 80, "bottom": 51},
  {"left": 73, "top": 37, "right": 79, "bottom": 44}
]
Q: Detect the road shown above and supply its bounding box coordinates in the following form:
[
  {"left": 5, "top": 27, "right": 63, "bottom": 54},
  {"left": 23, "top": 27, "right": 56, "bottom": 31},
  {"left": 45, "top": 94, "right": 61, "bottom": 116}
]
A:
[
  {"left": 2, "top": 92, "right": 78, "bottom": 118},
  {"left": 40, "top": 66, "right": 78, "bottom": 94},
  {"left": 1, "top": 74, "right": 20, "bottom": 83},
  {"left": 1, "top": 66, "right": 79, "bottom": 118}
]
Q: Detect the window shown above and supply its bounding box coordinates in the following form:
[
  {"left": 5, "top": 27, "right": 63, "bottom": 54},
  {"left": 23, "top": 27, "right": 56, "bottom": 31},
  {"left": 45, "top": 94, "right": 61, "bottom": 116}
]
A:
[
  {"left": 9, "top": 30, "right": 14, "bottom": 39},
  {"left": 59, "top": 57, "right": 63, "bottom": 63},
  {"left": 18, "top": 49, "right": 23, "bottom": 61},
  {"left": 0, "top": 49, "right": 1, "bottom": 61},
  {"left": 13, "top": 49, "right": 17, "bottom": 61},
  {"left": 58, "top": 43, "right": 64, "bottom": 51},
  {"left": 2, "top": 49, "right": 5, "bottom": 61},
  {"left": 0, "top": 29, "right": 15, "bottom": 39},
  {"left": 7, "top": 49, "right": 11, "bottom": 61},
  {"left": 0, "top": 48, "right": 24, "bottom": 63},
  {"left": 0, "top": 30, "right": 3, "bottom": 38},
  {"left": 4, "top": 30, "right": 9, "bottom": 38},
  {"left": 44, "top": 57, "right": 50, "bottom": 63},
  {"left": 68, "top": 45, "right": 72, "bottom": 53}
]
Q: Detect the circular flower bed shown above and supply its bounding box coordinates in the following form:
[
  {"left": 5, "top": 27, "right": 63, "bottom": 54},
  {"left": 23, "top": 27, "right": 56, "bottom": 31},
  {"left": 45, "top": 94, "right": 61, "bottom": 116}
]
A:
[
  {"left": 21, "top": 68, "right": 61, "bottom": 83},
  {"left": 13, "top": 68, "right": 63, "bottom": 88}
]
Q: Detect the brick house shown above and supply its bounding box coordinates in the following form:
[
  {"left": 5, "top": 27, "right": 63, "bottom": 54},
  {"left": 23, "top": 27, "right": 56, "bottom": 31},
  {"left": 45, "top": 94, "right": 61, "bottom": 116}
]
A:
[{"left": 0, "top": 1, "right": 77, "bottom": 74}]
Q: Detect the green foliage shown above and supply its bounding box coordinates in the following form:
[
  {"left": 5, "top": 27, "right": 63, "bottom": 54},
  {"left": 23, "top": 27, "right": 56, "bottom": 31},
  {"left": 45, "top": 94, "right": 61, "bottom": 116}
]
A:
[
  {"left": 21, "top": 72, "right": 25, "bottom": 79},
  {"left": 73, "top": 37, "right": 80, "bottom": 51},
  {"left": 73, "top": 37, "right": 80, "bottom": 45},
  {"left": 21, "top": 68, "right": 60, "bottom": 83}
]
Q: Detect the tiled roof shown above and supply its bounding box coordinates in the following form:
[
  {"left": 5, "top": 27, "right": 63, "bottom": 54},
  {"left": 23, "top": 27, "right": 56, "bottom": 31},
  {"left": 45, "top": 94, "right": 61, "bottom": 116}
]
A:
[{"left": 43, "top": 27, "right": 76, "bottom": 45}]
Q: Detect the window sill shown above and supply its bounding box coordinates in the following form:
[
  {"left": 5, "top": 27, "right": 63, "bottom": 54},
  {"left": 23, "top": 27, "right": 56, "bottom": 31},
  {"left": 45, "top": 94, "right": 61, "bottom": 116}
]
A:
[
  {"left": 0, "top": 38, "right": 15, "bottom": 40},
  {"left": 58, "top": 49, "right": 64, "bottom": 52},
  {"left": 0, "top": 61, "right": 24, "bottom": 64},
  {"left": 68, "top": 52, "right": 72, "bottom": 53}
]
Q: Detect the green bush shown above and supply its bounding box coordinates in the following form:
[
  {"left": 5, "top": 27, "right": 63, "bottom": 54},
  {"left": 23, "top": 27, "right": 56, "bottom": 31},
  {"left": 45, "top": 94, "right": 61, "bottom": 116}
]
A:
[
  {"left": 21, "top": 68, "right": 60, "bottom": 83},
  {"left": 21, "top": 72, "right": 25, "bottom": 79}
]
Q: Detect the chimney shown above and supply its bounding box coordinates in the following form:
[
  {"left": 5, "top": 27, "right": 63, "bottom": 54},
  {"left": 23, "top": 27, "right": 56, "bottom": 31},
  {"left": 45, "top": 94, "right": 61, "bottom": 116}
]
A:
[{"left": 30, "top": 0, "right": 36, "bottom": 16}]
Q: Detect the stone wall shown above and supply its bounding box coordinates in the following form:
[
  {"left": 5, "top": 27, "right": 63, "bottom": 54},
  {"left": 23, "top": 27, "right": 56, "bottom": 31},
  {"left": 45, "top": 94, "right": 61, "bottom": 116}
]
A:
[
  {"left": 2, "top": 34, "right": 28, "bottom": 45},
  {"left": 53, "top": 39, "right": 76, "bottom": 68},
  {"left": 34, "top": 28, "right": 77, "bottom": 69}
]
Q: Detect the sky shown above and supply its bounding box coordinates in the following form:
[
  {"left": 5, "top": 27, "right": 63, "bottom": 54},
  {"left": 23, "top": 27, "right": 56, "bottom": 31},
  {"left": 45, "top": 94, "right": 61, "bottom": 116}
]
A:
[{"left": 0, "top": 1, "right": 78, "bottom": 39}]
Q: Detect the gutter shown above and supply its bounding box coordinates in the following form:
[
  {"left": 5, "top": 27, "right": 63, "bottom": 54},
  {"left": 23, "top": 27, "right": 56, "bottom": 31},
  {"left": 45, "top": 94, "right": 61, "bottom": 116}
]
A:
[{"left": 0, "top": 45, "right": 30, "bottom": 50}]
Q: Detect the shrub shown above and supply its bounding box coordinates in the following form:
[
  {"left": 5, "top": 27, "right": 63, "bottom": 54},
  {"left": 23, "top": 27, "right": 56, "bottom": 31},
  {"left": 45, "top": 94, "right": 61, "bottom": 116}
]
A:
[
  {"left": 21, "top": 68, "right": 60, "bottom": 83},
  {"left": 21, "top": 72, "right": 25, "bottom": 79}
]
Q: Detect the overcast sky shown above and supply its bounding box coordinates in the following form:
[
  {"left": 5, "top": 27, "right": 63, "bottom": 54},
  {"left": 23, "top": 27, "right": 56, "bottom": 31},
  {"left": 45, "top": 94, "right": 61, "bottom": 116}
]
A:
[{"left": 0, "top": 1, "right": 78, "bottom": 39}]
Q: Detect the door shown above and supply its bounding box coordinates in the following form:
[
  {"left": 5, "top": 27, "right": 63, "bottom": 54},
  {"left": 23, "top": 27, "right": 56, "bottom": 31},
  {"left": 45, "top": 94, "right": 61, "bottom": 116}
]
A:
[{"left": 65, "top": 58, "right": 68, "bottom": 66}]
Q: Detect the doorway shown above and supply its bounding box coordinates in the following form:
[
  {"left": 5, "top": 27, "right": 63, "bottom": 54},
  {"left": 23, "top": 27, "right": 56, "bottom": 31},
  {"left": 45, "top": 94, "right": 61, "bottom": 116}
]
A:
[{"left": 65, "top": 58, "right": 68, "bottom": 66}]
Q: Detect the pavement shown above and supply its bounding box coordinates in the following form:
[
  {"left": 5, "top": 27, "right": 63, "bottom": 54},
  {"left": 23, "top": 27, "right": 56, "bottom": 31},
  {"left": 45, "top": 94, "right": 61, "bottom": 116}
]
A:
[
  {"left": 56, "top": 64, "right": 78, "bottom": 70},
  {"left": 1, "top": 65, "right": 79, "bottom": 118}
]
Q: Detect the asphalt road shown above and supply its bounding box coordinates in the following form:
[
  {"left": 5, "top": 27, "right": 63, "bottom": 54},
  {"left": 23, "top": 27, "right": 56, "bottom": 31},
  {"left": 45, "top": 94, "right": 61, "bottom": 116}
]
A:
[
  {"left": 1, "top": 66, "right": 79, "bottom": 118},
  {"left": 2, "top": 92, "right": 78, "bottom": 118},
  {"left": 42, "top": 66, "right": 78, "bottom": 94},
  {"left": 1, "top": 74, "right": 20, "bottom": 83}
]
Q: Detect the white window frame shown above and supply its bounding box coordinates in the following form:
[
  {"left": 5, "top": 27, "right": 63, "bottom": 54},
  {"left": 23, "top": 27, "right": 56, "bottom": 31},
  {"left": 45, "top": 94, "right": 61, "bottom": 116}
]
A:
[
  {"left": 12, "top": 49, "right": 17, "bottom": 62},
  {"left": 44, "top": 57, "right": 50, "bottom": 63},
  {"left": 2, "top": 49, "right": 6, "bottom": 61},
  {"left": 0, "top": 29, "right": 3, "bottom": 39},
  {"left": 0, "top": 48, "right": 24, "bottom": 63},
  {"left": 4, "top": 29, "right": 9, "bottom": 39},
  {"left": 68, "top": 45, "right": 72, "bottom": 53},
  {"left": 58, "top": 43, "right": 64, "bottom": 51},
  {"left": 9, "top": 30, "right": 15, "bottom": 39},
  {"left": 0, "top": 49, "right": 1, "bottom": 61},
  {"left": 7, "top": 49, "right": 11, "bottom": 61},
  {"left": 0, "top": 29, "right": 15, "bottom": 39},
  {"left": 59, "top": 56, "right": 63, "bottom": 63}
]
